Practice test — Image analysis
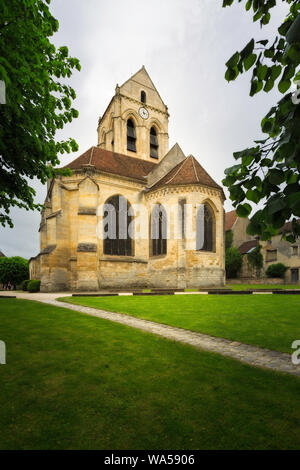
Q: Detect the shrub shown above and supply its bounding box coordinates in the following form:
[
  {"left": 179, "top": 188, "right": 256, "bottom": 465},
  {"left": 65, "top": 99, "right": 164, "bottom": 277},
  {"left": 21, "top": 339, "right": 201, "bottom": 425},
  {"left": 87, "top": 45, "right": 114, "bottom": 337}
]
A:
[
  {"left": 247, "top": 244, "right": 264, "bottom": 277},
  {"left": 225, "top": 246, "right": 243, "bottom": 278},
  {"left": 266, "top": 263, "right": 288, "bottom": 278},
  {"left": 27, "top": 280, "right": 41, "bottom": 293},
  {"left": 21, "top": 279, "right": 30, "bottom": 291}
]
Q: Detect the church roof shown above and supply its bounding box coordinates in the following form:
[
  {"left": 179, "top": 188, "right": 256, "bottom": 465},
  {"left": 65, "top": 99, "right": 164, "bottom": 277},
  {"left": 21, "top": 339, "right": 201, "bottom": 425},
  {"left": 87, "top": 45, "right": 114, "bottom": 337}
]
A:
[
  {"left": 148, "top": 155, "right": 224, "bottom": 195},
  {"left": 65, "top": 147, "right": 157, "bottom": 182},
  {"left": 225, "top": 210, "right": 238, "bottom": 231}
]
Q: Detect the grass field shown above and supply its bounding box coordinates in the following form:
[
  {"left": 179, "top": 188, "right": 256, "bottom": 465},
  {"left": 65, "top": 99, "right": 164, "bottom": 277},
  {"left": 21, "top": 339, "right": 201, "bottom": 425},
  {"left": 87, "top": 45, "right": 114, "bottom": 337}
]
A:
[
  {"left": 227, "top": 284, "right": 300, "bottom": 290},
  {"left": 0, "top": 298, "right": 300, "bottom": 450},
  {"left": 59, "top": 294, "right": 300, "bottom": 353}
]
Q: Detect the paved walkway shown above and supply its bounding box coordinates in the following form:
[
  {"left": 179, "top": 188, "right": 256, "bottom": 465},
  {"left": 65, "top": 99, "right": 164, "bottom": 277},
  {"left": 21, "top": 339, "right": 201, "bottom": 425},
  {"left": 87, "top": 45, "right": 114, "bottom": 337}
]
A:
[{"left": 2, "top": 292, "right": 300, "bottom": 377}]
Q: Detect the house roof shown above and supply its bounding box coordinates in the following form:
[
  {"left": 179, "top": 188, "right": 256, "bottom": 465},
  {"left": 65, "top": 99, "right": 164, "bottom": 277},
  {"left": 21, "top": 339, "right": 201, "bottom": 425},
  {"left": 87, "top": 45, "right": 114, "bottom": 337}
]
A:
[
  {"left": 0, "top": 250, "right": 5, "bottom": 257},
  {"left": 238, "top": 239, "right": 259, "bottom": 254},
  {"left": 65, "top": 147, "right": 157, "bottom": 182},
  {"left": 149, "top": 155, "right": 224, "bottom": 194},
  {"left": 225, "top": 210, "right": 237, "bottom": 231},
  {"left": 278, "top": 219, "right": 300, "bottom": 234}
]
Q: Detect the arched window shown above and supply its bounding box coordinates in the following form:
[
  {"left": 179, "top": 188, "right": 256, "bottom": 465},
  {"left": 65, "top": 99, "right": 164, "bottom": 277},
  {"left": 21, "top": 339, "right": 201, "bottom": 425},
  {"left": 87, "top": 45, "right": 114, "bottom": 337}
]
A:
[
  {"left": 150, "top": 204, "right": 167, "bottom": 256},
  {"left": 150, "top": 126, "right": 159, "bottom": 159},
  {"left": 127, "top": 119, "right": 136, "bottom": 152},
  {"left": 103, "top": 195, "right": 133, "bottom": 256},
  {"left": 196, "top": 204, "right": 215, "bottom": 252},
  {"left": 141, "top": 90, "right": 146, "bottom": 103}
]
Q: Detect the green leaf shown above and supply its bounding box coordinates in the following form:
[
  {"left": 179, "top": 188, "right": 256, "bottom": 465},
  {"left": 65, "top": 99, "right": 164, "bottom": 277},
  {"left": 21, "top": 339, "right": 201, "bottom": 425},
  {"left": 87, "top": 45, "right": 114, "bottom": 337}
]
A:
[
  {"left": 226, "top": 52, "right": 240, "bottom": 69},
  {"left": 278, "top": 79, "right": 291, "bottom": 94},
  {"left": 250, "top": 79, "right": 263, "bottom": 96},
  {"left": 225, "top": 67, "right": 239, "bottom": 82},
  {"left": 270, "top": 65, "right": 282, "bottom": 81},
  {"left": 224, "top": 164, "right": 241, "bottom": 175},
  {"left": 245, "top": 0, "right": 252, "bottom": 11},
  {"left": 268, "top": 198, "right": 286, "bottom": 215},
  {"left": 256, "top": 64, "right": 268, "bottom": 80},
  {"left": 264, "top": 79, "right": 274, "bottom": 92},
  {"left": 240, "top": 39, "right": 255, "bottom": 60},
  {"left": 244, "top": 53, "right": 257, "bottom": 71},
  {"left": 236, "top": 203, "right": 252, "bottom": 218},
  {"left": 246, "top": 189, "right": 261, "bottom": 203},
  {"left": 268, "top": 169, "right": 285, "bottom": 185}
]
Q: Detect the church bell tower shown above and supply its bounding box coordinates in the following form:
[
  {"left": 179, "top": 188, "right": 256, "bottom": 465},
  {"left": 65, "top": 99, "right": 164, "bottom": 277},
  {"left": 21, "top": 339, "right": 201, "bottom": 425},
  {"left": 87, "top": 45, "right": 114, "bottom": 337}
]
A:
[{"left": 97, "top": 66, "right": 169, "bottom": 162}]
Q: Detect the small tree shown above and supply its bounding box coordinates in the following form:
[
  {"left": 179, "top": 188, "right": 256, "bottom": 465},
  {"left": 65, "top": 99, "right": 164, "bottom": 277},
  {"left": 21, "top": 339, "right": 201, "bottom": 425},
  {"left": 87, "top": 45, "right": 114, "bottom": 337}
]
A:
[
  {"left": 225, "top": 246, "right": 243, "bottom": 278},
  {"left": 0, "top": 256, "right": 29, "bottom": 287},
  {"left": 247, "top": 244, "right": 264, "bottom": 277},
  {"left": 225, "top": 229, "right": 234, "bottom": 249},
  {"left": 266, "top": 263, "right": 288, "bottom": 278}
]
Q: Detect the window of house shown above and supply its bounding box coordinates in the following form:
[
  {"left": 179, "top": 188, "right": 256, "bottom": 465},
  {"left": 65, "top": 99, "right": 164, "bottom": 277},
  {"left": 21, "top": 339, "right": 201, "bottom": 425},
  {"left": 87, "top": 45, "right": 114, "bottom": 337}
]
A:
[
  {"left": 266, "top": 249, "right": 277, "bottom": 262},
  {"left": 150, "top": 127, "right": 159, "bottom": 159},
  {"left": 150, "top": 204, "right": 167, "bottom": 256},
  {"left": 292, "top": 245, "right": 298, "bottom": 256},
  {"left": 103, "top": 195, "right": 133, "bottom": 256},
  {"left": 196, "top": 204, "right": 215, "bottom": 252},
  {"left": 127, "top": 119, "right": 136, "bottom": 152},
  {"left": 141, "top": 90, "right": 146, "bottom": 103}
]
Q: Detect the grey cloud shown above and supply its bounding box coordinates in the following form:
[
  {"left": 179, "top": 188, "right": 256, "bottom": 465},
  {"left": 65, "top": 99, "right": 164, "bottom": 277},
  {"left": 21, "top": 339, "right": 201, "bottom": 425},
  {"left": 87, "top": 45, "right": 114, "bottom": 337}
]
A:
[{"left": 0, "top": 0, "right": 290, "bottom": 257}]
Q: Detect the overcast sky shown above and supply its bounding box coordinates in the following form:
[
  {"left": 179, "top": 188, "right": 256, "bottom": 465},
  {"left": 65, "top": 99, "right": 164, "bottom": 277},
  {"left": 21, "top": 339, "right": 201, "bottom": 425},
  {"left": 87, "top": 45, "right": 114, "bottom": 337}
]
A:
[{"left": 0, "top": 0, "right": 290, "bottom": 258}]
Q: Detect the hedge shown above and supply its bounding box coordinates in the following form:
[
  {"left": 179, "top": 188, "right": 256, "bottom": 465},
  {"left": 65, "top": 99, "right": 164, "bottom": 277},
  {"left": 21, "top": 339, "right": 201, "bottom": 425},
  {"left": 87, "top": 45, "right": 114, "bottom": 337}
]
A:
[{"left": 27, "top": 280, "right": 41, "bottom": 293}]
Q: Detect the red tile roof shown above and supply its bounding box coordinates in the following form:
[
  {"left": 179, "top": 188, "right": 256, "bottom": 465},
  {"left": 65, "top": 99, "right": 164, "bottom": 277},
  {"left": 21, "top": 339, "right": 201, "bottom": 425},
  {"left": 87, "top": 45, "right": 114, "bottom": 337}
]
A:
[
  {"left": 238, "top": 239, "right": 259, "bottom": 254},
  {"left": 65, "top": 147, "right": 157, "bottom": 182},
  {"left": 64, "top": 148, "right": 224, "bottom": 196},
  {"left": 149, "top": 155, "right": 224, "bottom": 194},
  {"left": 278, "top": 219, "right": 300, "bottom": 234},
  {"left": 225, "top": 210, "right": 237, "bottom": 231}
]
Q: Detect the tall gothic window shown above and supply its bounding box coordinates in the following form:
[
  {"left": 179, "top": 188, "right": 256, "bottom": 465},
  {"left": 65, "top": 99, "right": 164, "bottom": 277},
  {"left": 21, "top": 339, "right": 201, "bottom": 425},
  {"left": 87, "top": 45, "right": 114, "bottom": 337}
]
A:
[
  {"left": 141, "top": 90, "right": 146, "bottom": 103},
  {"left": 103, "top": 195, "right": 133, "bottom": 256},
  {"left": 127, "top": 119, "right": 136, "bottom": 152},
  {"left": 150, "top": 204, "right": 167, "bottom": 256},
  {"left": 196, "top": 204, "right": 215, "bottom": 252},
  {"left": 150, "top": 126, "right": 159, "bottom": 159}
]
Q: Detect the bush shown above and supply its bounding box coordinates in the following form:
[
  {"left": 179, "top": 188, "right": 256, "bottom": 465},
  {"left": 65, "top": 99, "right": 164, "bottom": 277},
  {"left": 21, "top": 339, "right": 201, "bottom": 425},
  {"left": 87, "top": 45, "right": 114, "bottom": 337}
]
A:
[
  {"left": 266, "top": 263, "right": 288, "bottom": 278},
  {"left": 27, "top": 280, "right": 41, "bottom": 293},
  {"left": 21, "top": 279, "right": 30, "bottom": 291},
  {"left": 225, "top": 247, "right": 243, "bottom": 278}
]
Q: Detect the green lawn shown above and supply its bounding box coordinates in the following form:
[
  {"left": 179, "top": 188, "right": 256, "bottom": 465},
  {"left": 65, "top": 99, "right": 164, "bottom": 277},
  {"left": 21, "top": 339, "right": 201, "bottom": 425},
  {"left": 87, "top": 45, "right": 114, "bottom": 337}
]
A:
[
  {"left": 59, "top": 295, "right": 300, "bottom": 353},
  {"left": 227, "top": 284, "right": 300, "bottom": 290},
  {"left": 0, "top": 298, "right": 300, "bottom": 450}
]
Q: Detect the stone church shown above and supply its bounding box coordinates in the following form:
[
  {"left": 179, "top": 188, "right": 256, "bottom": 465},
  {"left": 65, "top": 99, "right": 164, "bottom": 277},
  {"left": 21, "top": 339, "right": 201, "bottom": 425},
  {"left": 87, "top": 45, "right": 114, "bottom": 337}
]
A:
[{"left": 29, "top": 67, "right": 225, "bottom": 291}]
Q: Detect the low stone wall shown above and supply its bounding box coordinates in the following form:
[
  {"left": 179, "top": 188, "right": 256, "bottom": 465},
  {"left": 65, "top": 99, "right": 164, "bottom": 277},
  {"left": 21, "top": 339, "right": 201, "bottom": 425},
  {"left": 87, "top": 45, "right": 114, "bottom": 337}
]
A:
[{"left": 227, "top": 278, "right": 285, "bottom": 285}]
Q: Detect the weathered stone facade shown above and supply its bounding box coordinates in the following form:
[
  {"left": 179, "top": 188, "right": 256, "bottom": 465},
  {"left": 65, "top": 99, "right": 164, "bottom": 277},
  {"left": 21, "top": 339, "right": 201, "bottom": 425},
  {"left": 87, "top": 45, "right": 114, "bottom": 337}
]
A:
[{"left": 29, "top": 68, "right": 225, "bottom": 291}]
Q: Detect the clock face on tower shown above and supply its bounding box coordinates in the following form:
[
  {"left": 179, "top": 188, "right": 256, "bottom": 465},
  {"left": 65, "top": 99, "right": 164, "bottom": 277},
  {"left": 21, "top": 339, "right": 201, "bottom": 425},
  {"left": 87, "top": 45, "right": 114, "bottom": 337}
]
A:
[{"left": 139, "top": 107, "right": 149, "bottom": 120}]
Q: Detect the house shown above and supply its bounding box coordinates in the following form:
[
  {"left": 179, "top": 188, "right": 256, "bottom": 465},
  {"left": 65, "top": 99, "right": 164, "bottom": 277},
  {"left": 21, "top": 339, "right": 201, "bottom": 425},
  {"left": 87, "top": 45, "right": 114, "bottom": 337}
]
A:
[
  {"left": 225, "top": 210, "right": 300, "bottom": 283},
  {"left": 29, "top": 67, "right": 225, "bottom": 292}
]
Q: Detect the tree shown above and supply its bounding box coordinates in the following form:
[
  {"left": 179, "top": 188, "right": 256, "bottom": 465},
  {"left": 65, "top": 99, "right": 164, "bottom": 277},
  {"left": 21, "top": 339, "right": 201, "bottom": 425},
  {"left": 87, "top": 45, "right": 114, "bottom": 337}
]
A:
[
  {"left": 247, "top": 244, "right": 264, "bottom": 276},
  {"left": 222, "top": 0, "right": 300, "bottom": 242},
  {"left": 225, "top": 229, "right": 234, "bottom": 249},
  {"left": 0, "top": 256, "right": 29, "bottom": 286},
  {"left": 225, "top": 246, "right": 243, "bottom": 278},
  {"left": 0, "top": 0, "right": 81, "bottom": 227}
]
